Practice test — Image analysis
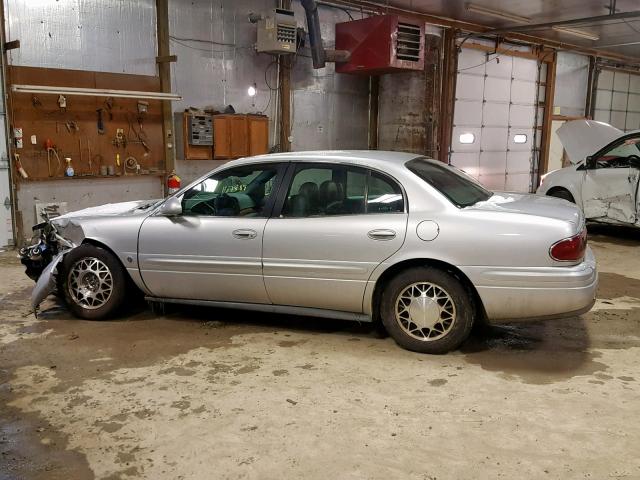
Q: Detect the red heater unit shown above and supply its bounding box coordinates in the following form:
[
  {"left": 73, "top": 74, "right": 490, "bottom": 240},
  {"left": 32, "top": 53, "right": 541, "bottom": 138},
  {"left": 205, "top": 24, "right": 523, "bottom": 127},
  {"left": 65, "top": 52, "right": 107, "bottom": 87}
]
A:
[{"left": 335, "top": 15, "right": 425, "bottom": 75}]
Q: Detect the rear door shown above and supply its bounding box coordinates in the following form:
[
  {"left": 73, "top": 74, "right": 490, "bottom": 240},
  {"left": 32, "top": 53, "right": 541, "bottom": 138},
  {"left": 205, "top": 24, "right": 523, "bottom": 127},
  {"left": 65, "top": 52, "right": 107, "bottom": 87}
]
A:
[
  {"left": 262, "top": 162, "right": 407, "bottom": 313},
  {"left": 581, "top": 134, "right": 640, "bottom": 224},
  {"left": 138, "top": 162, "right": 286, "bottom": 302}
]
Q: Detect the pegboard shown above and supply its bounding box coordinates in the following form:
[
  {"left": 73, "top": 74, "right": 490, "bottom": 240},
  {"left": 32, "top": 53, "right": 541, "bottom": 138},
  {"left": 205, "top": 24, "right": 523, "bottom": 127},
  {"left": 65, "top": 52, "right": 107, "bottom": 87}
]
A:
[{"left": 8, "top": 66, "right": 166, "bottom": 182}]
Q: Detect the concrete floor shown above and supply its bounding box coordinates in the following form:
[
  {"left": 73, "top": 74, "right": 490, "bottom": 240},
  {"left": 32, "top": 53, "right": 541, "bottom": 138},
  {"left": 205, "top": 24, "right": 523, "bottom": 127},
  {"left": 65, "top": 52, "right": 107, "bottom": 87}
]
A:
[{"left": 1, "top": 226, "right": 639, "bottom": 480}]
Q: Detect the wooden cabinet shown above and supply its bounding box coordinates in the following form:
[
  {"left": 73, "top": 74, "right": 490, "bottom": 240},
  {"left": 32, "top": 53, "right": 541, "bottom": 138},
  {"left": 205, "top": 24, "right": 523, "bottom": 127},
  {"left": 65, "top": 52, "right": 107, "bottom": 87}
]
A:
[
  {"left": 213, "top": 114, "right": 268, "bottom": 159},
  {"left": 248, "top": 115, "right": 269, "bottom": 156}
]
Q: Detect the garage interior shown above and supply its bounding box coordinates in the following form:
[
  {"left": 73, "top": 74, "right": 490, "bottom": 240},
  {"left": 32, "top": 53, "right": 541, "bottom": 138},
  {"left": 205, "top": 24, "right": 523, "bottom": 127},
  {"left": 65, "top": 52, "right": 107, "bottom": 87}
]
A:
[{"left": 1, "top": 1, "right": 640, "bottom": 478}]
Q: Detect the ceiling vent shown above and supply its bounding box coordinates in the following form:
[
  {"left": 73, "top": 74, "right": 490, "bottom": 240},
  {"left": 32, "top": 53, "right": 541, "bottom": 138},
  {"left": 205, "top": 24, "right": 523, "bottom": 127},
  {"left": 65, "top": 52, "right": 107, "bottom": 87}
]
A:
[{"left": 335, "top": 15, "right": 425, "bottom": 75}]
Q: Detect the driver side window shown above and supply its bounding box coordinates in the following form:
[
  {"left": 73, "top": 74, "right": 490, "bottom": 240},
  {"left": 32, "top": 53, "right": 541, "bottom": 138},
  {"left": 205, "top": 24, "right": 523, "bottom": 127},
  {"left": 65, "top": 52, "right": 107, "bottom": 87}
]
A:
[
  {"left": 181, "top": 164, "right": 281, "bottom": 217},
  {"left": 594, "top": 137, "right": 640, "bottom": 169}
]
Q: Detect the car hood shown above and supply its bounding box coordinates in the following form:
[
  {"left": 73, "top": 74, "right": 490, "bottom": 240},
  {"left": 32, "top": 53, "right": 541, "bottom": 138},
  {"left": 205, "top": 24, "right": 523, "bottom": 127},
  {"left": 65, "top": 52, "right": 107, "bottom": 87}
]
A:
[
  {"left": 466, "top": 192, "right": 582, "bottom": 227},
  {"left": 52, "top": 199, "right": 161, "bottom": 224},
  {"left": 557, "top": 119, "right": 623, "bottom": 164}
]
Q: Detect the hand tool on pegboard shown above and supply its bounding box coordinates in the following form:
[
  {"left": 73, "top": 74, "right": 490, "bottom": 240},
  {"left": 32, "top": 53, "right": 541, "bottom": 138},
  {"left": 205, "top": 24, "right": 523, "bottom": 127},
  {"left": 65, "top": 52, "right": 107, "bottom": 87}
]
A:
[
  {"left": 14, "top": 153, "right": 28, "bottom": 179},
  {"left": 96, "top": 108, "right": 105, "bottom": 135}
]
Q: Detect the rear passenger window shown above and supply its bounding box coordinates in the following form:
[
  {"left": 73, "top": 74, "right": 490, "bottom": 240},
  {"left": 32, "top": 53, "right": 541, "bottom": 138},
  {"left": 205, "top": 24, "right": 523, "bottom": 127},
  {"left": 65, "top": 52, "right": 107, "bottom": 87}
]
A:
[
  {"left": 282, "top": 165, "right": 405, "bottom": 217},
  {"left": 283, "top": 165, "right": 366, "bottom": 217},
  {"left": 368, "top": 172, "right": 404, "bottom": 213}
]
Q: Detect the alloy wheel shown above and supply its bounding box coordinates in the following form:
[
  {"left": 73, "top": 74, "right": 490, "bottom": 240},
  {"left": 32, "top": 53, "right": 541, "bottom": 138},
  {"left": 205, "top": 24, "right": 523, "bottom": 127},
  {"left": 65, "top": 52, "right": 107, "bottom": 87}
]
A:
[{"left": 67, "top": 257, "right": 114, "bottom": 310}]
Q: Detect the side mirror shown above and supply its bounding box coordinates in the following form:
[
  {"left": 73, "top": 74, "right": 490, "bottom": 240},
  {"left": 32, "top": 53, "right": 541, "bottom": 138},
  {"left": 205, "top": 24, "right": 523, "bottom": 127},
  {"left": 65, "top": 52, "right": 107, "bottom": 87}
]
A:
[
  {"left": 158, "top": 196, "right": 182, "bottom": 216},
  {"left": 629, "top": 156, "right": 640, "bottom": 169},
  {"left": 585, "top": 156, "right": 597, "bottom": 169}
]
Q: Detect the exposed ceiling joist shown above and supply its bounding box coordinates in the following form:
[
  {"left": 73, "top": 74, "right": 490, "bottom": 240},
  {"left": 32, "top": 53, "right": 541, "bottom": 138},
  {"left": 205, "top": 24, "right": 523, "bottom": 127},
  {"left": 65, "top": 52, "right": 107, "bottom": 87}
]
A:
[
  {"left": 489, "top": 10, "right": 640, "bottom": 35},
  {"left": 324, "top": 0, "right": 640, "bottom": 65}
]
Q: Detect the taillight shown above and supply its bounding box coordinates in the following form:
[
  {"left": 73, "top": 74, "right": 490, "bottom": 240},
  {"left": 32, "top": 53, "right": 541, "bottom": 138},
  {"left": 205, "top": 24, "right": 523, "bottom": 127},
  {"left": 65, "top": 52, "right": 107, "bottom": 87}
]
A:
[{"left": 550, "top": 229, "right": 587, "bottom": 262}]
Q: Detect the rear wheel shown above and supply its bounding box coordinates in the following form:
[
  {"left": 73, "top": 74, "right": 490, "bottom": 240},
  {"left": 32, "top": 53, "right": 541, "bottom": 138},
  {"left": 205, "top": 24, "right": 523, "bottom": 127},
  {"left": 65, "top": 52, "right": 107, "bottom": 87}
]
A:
[
  {"left": 380, "top": 267, "right": 474, "bottom": 354},
  {"left": 60, "top": 245, "right": 127, "bottom": 320},
  {"left": 548, "top": 188, "right": 575, "bottom": 203}
]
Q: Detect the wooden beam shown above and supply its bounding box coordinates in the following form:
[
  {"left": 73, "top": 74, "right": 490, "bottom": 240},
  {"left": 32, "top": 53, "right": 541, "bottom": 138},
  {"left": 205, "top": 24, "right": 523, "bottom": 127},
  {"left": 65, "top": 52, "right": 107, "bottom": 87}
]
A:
[
  {"left": 3, "top": 39, "right": 19, "bottom": 51},
  {"left": 278, "top": 56, "right": 292, "bottom": 152},
  {"left": 156, "top": 0, "right": 174, "bottom": 191},
  {"left": 156, "top": 54, "right": 177, "bottom": 64},
  {"left": 585, "top": 56, "right": 596, "bottom": 118},
  {"left": 539, "top": 53, "right": 557, "bottom": 183},
  {"left": 368, "top": 76, "right": 379, "bottom": 150},
  {"left": 438, "top": 28, "right": 457, "bottom": 163},
  {"left": 424, "top": 33, "right": 441, "bottom": 158}
]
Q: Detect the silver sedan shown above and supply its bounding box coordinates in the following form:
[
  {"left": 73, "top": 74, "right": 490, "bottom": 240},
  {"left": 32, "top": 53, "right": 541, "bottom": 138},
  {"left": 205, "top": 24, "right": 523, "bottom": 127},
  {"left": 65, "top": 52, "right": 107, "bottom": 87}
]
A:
[{"left": 22, "top": 151, "right": 597, "bottom": 354}]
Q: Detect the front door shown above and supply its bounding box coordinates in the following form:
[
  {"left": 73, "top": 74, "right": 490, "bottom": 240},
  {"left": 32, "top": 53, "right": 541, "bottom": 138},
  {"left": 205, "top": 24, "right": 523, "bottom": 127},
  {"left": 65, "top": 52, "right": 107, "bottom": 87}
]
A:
[
  {"left": 581, "top": 135, "right": 640, "bottom": 224},
  {"left": 263, "top": 163, "right": 408, "bottom": 313},
  {"left": 138, "top": 162, "right": 286, "bottom": 302}
]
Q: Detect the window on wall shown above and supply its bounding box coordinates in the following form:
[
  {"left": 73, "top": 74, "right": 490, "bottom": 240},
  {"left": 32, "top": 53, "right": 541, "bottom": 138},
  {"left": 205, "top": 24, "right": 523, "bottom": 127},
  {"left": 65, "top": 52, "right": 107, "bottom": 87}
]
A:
[
  {"left": 459, "top": 132, "right": 475, "bottom": 144},
  {"left": 594, "top": 69, "right": 640, "bottom": 132},
  {"left": 513, "top": 134, "right": 527, "bottom": 144}
]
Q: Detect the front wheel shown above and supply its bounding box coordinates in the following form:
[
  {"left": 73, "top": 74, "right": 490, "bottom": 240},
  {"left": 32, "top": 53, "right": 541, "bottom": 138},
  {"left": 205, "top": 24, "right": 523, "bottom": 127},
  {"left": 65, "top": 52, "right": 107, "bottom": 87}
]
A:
[
  {"left": 60, "top": 245, "right": 127, "bottom": 320},
  {"left": 548, "top": 188, "right": 575, "bottom": 203},
  {"left": 380, "top": 267, "right": 474, "bottom": 354}
]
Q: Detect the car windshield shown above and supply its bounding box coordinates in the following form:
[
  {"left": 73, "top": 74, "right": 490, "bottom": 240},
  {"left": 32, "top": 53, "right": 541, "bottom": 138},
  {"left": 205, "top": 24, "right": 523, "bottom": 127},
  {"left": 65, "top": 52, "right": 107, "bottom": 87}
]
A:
[{"left": 406, "top": 157, "right": 492, "bottom": 208}]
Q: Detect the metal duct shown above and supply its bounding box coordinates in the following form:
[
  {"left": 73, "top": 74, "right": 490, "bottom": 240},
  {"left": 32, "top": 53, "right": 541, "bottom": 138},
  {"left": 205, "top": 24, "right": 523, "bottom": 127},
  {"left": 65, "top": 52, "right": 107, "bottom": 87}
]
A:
[{"left": 300, "top": 0, "right": 327, "bottom": 69}]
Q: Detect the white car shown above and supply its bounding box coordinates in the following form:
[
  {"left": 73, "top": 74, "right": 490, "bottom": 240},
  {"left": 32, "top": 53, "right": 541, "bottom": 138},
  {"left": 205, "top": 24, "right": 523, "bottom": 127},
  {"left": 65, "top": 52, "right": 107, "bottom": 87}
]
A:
[{"left": 538, "top": 119, "right": 640, "bottom": 226}]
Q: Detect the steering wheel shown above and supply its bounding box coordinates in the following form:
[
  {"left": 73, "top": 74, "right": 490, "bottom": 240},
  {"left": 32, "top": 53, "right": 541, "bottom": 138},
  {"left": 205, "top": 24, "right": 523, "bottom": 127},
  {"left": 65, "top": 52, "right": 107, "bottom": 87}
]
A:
[
  {"left": 190, "top": 200, "right": 216, "bottom": 215},
  {"left": 627, "top": 154, "right": 640, "bottom": 165}
]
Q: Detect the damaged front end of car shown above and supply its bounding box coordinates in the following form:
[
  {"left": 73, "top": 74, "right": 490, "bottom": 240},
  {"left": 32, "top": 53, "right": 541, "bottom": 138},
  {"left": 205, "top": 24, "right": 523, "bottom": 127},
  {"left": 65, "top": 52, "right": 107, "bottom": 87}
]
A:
[{"left": 19, "top": 211, "right": 78, "bottom": 312}]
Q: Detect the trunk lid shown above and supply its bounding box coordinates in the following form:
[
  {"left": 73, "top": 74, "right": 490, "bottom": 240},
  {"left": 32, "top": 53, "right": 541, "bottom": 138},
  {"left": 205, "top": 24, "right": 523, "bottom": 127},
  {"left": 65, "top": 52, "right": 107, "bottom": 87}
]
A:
[
  {"left": 557, "top": 119, "right": 623, "bottom": 164},
  {"left": 466, "top": 192, "right": 583, "bottom": 229}
]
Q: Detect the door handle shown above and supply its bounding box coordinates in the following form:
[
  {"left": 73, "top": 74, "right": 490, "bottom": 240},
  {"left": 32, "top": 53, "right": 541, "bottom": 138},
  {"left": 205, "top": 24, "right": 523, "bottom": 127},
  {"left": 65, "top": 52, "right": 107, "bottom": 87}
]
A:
[
  {"left": 232, "top": 229, "right": 257, "bottom": 239},
  {"left": 368, "top": 229, "right": 396, "bottom": 241}
]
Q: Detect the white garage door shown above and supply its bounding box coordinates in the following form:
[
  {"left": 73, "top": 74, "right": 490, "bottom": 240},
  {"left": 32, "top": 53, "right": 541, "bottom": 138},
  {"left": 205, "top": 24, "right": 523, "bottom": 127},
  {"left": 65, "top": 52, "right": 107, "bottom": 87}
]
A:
[
  {"left": 0, "top": 51, "right": 12, "bottom": 248},
  {"left": 450, "top": 48, "right": 543, "bottom": 192},
  {"left": 593, "top": 68, "right": 640, "bottom": 132}
]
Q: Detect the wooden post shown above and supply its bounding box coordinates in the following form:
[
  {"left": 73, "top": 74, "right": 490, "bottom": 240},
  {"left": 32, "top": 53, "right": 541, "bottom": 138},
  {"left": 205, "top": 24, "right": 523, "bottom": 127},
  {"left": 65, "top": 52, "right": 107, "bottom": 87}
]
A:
[
  {"left": 585, "top": 56, "right": 597, "bottom": 119},
  {"left": 278, "top": 56, "right": 292, "bottom": 152},
  {"left": 424, "top": 33, "right": 442, "bottom": 159},
  {"left": 539, "top": 52, "right": 557, "bottom": 183},
  {"left": 278, "top": 0, "right": 292, "bottom": 152},
  {"left": 438, "top": 28, "right": 457, "bottom": 163},
  {"left": 156, "top": 0, "right": 175, "bottom": 190},
  {"left": 368, "top": 76, "right": 379, "bottom": 150}
]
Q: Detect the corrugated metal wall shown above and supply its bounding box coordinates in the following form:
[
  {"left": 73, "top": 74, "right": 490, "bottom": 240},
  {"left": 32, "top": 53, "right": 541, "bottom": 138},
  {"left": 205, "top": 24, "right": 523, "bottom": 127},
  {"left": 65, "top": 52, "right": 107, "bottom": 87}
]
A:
[
  {"left": 554, "top": 52, "right": 589, "bottom": 117},
  {"left": 4, "top": 0, "right": 162, "bottom": 237},
  {"left": 5, "top": 0, "right": 370, "bottom": 240}
]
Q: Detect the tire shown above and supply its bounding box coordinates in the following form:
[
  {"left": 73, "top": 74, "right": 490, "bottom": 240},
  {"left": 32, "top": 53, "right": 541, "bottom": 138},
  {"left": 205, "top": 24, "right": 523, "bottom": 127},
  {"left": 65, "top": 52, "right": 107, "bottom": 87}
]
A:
[
  {"left": 380, "top": 267, "right": 474, "bottom": 354},
  {"left": 548, "top": 188, "right": 575, "bottom": 203},
  {"left": 59, "top": 244, "right": 127, "bottom": 320}
]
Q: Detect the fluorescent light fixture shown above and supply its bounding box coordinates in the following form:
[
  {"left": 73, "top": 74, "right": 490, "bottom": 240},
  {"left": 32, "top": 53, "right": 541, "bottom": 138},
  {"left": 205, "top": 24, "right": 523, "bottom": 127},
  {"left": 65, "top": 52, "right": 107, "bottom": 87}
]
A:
[
  {"left": 11, "top": 84, "right": 182, "bottom": 101},
  {"left": 552, "top": 26, "right": 599, "bottom": 41},
  {"left": 465, "top": 3, "right": 531, "bottom": 24}
]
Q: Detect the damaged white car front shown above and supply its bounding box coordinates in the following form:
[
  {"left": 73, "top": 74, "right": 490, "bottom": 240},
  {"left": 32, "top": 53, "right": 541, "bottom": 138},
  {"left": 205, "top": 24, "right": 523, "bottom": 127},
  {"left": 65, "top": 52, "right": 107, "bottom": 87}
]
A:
[{"left": 538, "top": 119, "right": 640, "bottom": 227}]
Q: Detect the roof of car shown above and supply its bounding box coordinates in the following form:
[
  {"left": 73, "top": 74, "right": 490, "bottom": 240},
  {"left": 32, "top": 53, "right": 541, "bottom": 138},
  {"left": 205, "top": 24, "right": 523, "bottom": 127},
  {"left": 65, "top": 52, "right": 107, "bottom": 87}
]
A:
[{"left": 236, "top": 150, "right": 426, "bottom": 170}]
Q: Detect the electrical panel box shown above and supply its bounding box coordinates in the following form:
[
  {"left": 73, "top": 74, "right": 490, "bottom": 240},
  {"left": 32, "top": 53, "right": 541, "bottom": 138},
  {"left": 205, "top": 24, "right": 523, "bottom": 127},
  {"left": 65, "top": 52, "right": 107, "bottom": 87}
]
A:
[
  {"left": 256, "top": 8, "right": 297, "bottom": 54},
  {"left": 335, "top": 15, "right": 425, "bottom": 75},
  {"left": 187, "top": 114, "right": 213, "bottom": 146}
]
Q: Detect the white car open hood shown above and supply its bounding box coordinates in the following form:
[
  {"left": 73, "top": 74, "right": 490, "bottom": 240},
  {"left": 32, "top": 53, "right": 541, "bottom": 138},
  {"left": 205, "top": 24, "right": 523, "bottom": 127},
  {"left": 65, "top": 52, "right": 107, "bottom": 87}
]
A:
[{"left": 556, "top": 119, "right": 623, "bottom": 164}]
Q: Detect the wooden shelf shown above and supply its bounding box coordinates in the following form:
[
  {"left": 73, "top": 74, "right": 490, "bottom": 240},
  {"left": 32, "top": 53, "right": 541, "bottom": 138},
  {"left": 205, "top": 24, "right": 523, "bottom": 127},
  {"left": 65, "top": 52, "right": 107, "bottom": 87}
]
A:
[{"left": 19, "top": 172, "right": 166, "bottom": 183}]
